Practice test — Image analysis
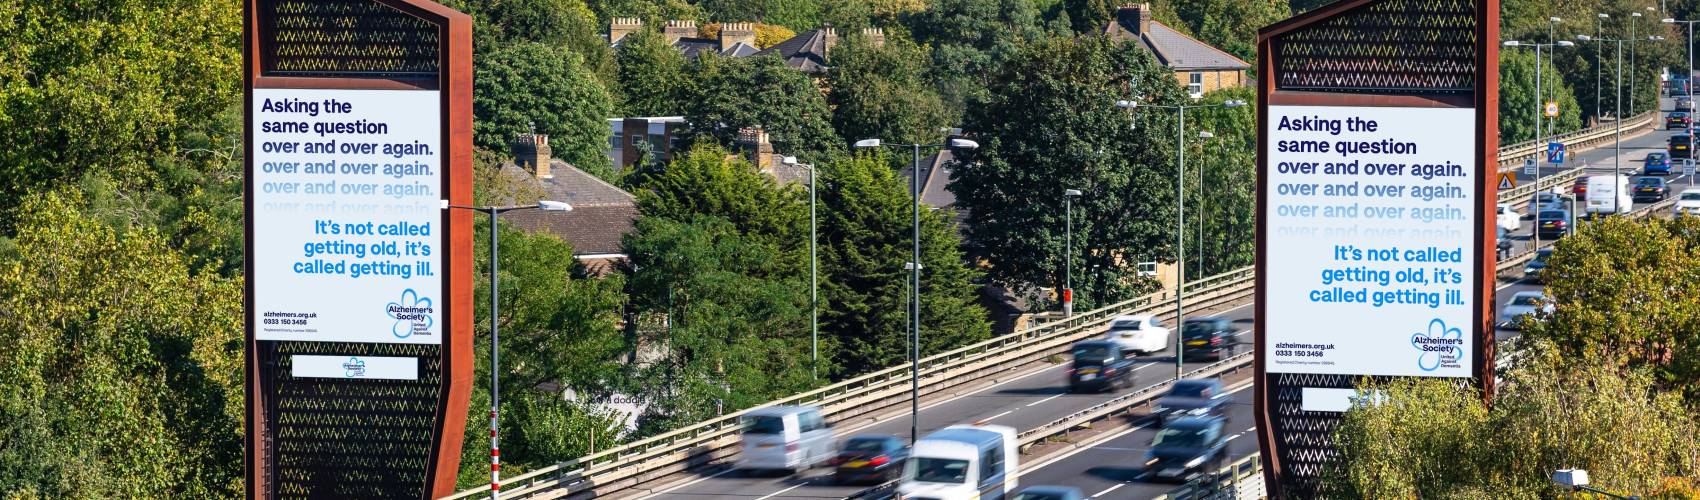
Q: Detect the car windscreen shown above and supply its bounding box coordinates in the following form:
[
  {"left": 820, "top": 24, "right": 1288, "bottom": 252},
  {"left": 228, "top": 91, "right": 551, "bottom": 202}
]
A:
[
  {"left": 1152, "top": 426, "right": 1213, "bottom": 448},
  {"left": 1168, "top": 382, "right": 1210, "bottom": 398},
  {"left": 1683, "top": 192, "right": 1700, "bottom": 201},
  {"left": 1181, "top": 322, "right": 1217, "bottom": 339},
  {"left": 910, "top": 457, "right": 969, "bottom": 483},
  {"left": 1013, "top": 493, "right": 1065, "bottom": 500},
  {"left": 1638, "top": 178, "right": 1663, "bottom": 186},
  {"left": 1072, "top": 345, "right": 1112, "bottom": 362},
  {"left": 741, "top": 416, "right": 785, "bottom": 435},
  {"left": 1510, "top": 294, "right": 1542, "bottom": 306},
  {"left": 1539, "top": 211, "right": 1566, "bottom": 220},
  {"left": 1649, "top": 153, "right": 1668, "bottom": 160},
  {"left": 843, "top": 438, "right": 889, "bottom": 453},
  {"left": 1110, "top": 319, "right": 1141, "bottom": 330}
]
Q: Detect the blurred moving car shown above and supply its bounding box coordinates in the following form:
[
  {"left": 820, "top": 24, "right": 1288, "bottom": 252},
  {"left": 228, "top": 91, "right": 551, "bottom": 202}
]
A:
[
  {"left": 1103, "top": 314, "right": 1170, "bottom": 356},
  {"left": 1680, "top": 96, "right": 1697, "bottom": 112},
  {"left": 1669, "top": 112, "right": 1693, "bottom": 130},
  {"left": 1179, "top": 317, "right": 1238, "bottom": 362},
  {"left": 1673, "top": 134, "right": 1694, "bottom": 160},
  {"left": 737, "top": 406, "right": 836, "bottom": 474},
  {"left": 1536, "top": 209, "right": 1571, "bottom": 239},
  {"left": 1675, "top": 188, "right": 1700, "bottom": 216},
  {"left": 1150, "top": 379, "right": 1228, "bottom": 427},
  {"left": 1067, "top": 340, "right": 1137, "bottom": 393},
  {"left": 1497, "top": 203, "right": 1521, "bottom": 231},
  {"left": 1142, "top": 416, "right": 1229, "bottom": 483},
  {"left": 1012, "top": 486, "right": 1084, "bottom": 500},
  {"left": 1528, "top": 191, "right": 1565, "bottom": 217},
  {"left": 1645, "top": 151, "right": 1673, "bottom": 175},
  {"left": 1633, "top": 176, "right": 1670, "bottom": 202},
  {"left": 1498, "top": 291, "right": 1553, "bottom": 330},
  {"left": 1497, "top": 227, "right": 1515, "bottom": 260},
  {"left": 1572, "top": 177, "right": 1589, "bottom": 197},
  {"left": 898, "top": 424, "right": 1019, "bottom": 500},
  {"left": 831, "top": 435, "right": 908, "bottom": 484},
  {"left": 1524, "top": 248, "right": 1554, "bottom": 283}
]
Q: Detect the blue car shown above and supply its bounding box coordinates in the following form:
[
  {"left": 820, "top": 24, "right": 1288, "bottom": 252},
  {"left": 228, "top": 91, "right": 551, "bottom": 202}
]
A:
[
  {"left": 1013, "top": 486, "right": 1084, "bottom": 500},
  {"left": 1645, "top": 152, "right": 1672, "bottom": 175}
]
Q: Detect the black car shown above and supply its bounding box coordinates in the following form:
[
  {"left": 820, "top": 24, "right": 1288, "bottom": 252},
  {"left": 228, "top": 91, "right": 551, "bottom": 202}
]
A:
[
  {"left": 1142, "top": 416, "right": 1229, "bottom": 482},
  {"left": 1524, "top": 248, "right": 1554, "bottom": 283},
  {"left": 1670, "top": 112, "right": 1693, "bottom": 130},
  {"left": 1537, "top": 209, "right": 1571, "bottom": 239},
  {"left": 1179, "top": 317, "right": 1238, "bottom": 362},
  {"left": 1067, "top": 341, "right": 1136, "bottom": 393},
  {"left": 1150, "top": 379, "right": 1229, "bottom": 427},
  {"left": 831, "top": 435, "right": 908, "bottom": 484},
  {"left": 1634, "top": 176, "right": 1669, "bottom": 202},
  {"left": 1673, "top": 134, "right": 1694, "bottom": 160}
]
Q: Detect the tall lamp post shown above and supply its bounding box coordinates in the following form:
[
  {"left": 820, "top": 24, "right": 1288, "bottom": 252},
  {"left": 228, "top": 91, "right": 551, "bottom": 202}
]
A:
[
  {"left": 782, "top": 156, "right": 820, "bottom": 380},
  {"left": 1504, "top": 38, "right": 1575, "bottom": 251},
  {"left": 1579, "top": 34, "right": 1663, "bottom": 214},
  {"left": 1063, "top": 188, "right": 1083, "bottom": 316},
  {"left": 443, "top": 199, "right": 572, "bottom": 500},
  {"left": 1665, "top": 17, "right": 1698, "bottom": 139},
  {"left": 1113, "top": 98, "right": 1246, "bottom": 379},
  {"left": 1598, "top": 13, "right": 1610, "bottom": 121},
  {"left": 1194, "top": 130, "right": 1215, "bottom": 276},
  {"left": 853, "top": 136, "right": 979, "bottom": 443}
]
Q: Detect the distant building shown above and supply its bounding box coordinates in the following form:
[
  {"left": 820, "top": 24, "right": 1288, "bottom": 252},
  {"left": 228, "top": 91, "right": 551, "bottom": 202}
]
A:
[
  {"left": 608, "top": 18, "right": 885, "bottom": 75},
  {"left": 502, "top": 133, "right": 639, "bottom": 275},
  {"left": 1104, "top": 4, "right": 1251, "bottom": 97},
  {"left": 606, "top": 116, "right": 687, "bottom": 172}
]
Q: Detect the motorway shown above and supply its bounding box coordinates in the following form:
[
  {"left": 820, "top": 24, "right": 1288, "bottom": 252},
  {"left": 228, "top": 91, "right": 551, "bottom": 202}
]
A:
[{"left": 638, "top": 98, "right": 1683, "bottom": 500}]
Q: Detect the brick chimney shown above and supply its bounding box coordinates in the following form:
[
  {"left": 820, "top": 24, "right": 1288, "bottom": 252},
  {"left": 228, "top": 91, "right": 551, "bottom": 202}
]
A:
[
  {"left": 737, "top": 126, "right": 775, "bottom": 171},
  {"left": 720, "top": 22, "right": 756, "bottom": 51},
  {"left": 1118, "top": 3, "right": 1153, "bottom": 35},
  {"left": 663, "top": 20, "right": 697, "bottom": 44},
  {"left": 861, "top": 27, "right": 885, "bottom": 48},
  {"left": 609, "top": 17, "right": 643, "bottom": 44},
  {"left": 512, "top": 133, "right": 552, "bottom": 179},
  {"left": 823, "top": 27, "right": 839, "bottom": 51}
]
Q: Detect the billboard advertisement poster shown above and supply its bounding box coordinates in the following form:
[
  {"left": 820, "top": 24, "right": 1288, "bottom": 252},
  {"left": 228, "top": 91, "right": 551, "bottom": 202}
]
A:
[
  {"left": 252, "top": 88, "right": 443, "bottom": 345},
  {"left": 1264, "top": 105, "right": 1477, "bottom": 378}
]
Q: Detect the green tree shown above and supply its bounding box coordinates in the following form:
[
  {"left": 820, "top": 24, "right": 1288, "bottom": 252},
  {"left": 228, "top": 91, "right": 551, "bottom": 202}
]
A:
[
  {"left": 909, "top": 0, "right": 1048, "bottom": 114},
  {"left": 616, "top": 29, "right": 692, "bottom": 116},
  {"left": 682, "top": 54, "right": 844, "bottom": 163},
  {"left": 444, "top": 0, "right": 618, "bottom": 84},
  {"left": 1185, "top": 88, "right": 1258, "bottom": 277},
  {"left": 622, "top": 215, "right": 817, "bottom": 432},
  {"left": 827, "top": 32, "right": 952, "bottom": 148},
  {"left": 474, "top": 42, "right": 618, "bottom": 181},
  {"left": 818, "top": 152, "right": 990, "bottom": 375},
  {"left": 1499, "top": 48, "right": 1585, "bottom": 144},
  {"left": 1154, "top": 0, "right": 1288, "bottom": 62},
  {"left": 586, "top": 0, "right": 702, "bottom": 29},
  {"left": 0, "top": 191, "right": 245, "bottom": 497},
  {"left": 0, "top": 0, "right": 241, "bottom": 228},
  {"left": 1322, "top": 344, "right": 1700, "bottom": 498},
  {"left": 953, "top": 36, "right": 1190, "bottom": 310},
  {"left": 631, "top": 142, "right": 809, "bottom": 253}
]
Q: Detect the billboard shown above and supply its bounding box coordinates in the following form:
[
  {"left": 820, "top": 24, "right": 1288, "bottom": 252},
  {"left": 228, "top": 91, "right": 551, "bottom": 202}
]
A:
[
  {"left": 252, "top": 88, "right": 444, "bottom": 345},
  {"left": 1262, "top": 105, "right": 1477, "bottom": 378}
]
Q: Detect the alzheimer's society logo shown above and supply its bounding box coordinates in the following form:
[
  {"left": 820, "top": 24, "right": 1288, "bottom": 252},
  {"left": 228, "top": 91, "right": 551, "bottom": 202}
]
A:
[
  {"left": 386, "top": 289, "right": 435, "bottom": 339},
  {"left": 1410, "top": 318, "right": 1463, "bottom": 372}
]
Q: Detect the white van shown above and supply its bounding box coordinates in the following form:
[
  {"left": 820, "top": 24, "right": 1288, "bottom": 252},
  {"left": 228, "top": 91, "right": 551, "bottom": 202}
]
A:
[
  {"left": 899, "top": 424, "right": 1020, "bottom": 500},
  {"left": 1103, "top": 314, "right": 1170, "bottom": 356},
  {"left": 737, "top": 406, "right": 836, "bottom": 473},
  {"left": 1585, "top": 175, "right": 1633, "bottom": 215}
]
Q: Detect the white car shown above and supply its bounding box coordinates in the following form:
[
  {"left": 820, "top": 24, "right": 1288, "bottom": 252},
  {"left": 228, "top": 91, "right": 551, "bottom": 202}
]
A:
[
  {"left": 1103, "top": 314, "right": 1170, "bottom": 356},
  {"left": 1496, "top": 203, "right": 1520, "bottom": 232},
  {"left": 1498, "top": 291, "right": 1553, "bottom": 330},
  {"left": 1675, "top": 188, "right": 1700, "bottom": 216}
]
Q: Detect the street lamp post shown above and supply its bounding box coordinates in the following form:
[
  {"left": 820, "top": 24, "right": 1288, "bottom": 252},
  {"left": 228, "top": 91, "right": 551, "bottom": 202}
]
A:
[
  {"left": 782, "top": 156, "right": 819, "bottom": 380},
  {"left": 443, "top": 199, "right": 572, "bottom": 500},
  {"left": 853, "top": 137, "right": 979, "bottom": 443},
  {"left": 1113, "top": 98, "right": 1246, "bottom": 379},
  {"left": 1504, "top": 39, "right": 1575, "bottom": 251},
  {"left": 1063, "top": 188, "right": 1083, "bottom": 316},
  {"left": 1633, "top": 11, "right": 1642, "bottom": 116},
  {"left": 1599, "top": 13, "right": 1610, "bottom": 121},
  {"left": 1665, "top": 17, "right": 1697, "bottom": 141},
  {"left": 1579, "top": 34, "right": 1663, "bottom": 214},
  {"left": 1194, "top": 130, "right": 1215, "bottom": 276}
]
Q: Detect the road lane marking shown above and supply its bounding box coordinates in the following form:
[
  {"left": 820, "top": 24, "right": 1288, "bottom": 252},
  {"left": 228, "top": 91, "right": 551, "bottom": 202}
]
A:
[
  {"left": 754, "top": 483, "right": 804, "bottom": 500},
  {"left": 1027, "top": 394, "right": 1065, "bottom": 407},
  {"left": 1090, "top": 484, "right": 1125, "bottom": 497},
  {"left": 1022, "top": 379, "right": 1255, "bottom": 477},
  {"left": 985, "top": 410, "right": 1014, "bottom": 421},
  {"left": 1225, "top": 434, "right": 1240, "bottom": 442}
]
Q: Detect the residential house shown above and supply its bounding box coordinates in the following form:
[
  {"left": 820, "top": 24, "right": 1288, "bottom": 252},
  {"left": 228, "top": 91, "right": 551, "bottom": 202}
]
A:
[
  {"left": 501, "top": 133, "right": 640, "bottom": 276},
  {"left": 1104, "top": 4, "right": 1251, "bottom": 97},
  {"left": 608, "top": 17, "right": 886, "bottom": 75},
  {"left": 606, "top": 116, "right": 687, "bottom": 172}
]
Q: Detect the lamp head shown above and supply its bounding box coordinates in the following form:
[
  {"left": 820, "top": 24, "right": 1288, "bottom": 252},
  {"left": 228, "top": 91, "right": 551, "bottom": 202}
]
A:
[
  {"left": 1114, "top": 100, "right": 1138, "bottom": 109},
  {"left": 854, "top": 138, "right": 882, "bottom": 148},
  {"left": 1064, "top": 189, "right": 1083, "bottom": 196},
  {"left": 1503, "top": 40, "right": 1521, "bottom": 46},
  {"left": 947, "top": 138, "right": 979, "bottom": 150},
  {"left": 538, "top": 200, "right": 573, "bottom": 212}
]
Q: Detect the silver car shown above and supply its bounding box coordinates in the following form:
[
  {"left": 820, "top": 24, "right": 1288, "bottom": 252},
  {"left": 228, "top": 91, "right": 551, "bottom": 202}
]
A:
[{"left": 1498, "top": 291, "right": 1553, "bottom": 330}]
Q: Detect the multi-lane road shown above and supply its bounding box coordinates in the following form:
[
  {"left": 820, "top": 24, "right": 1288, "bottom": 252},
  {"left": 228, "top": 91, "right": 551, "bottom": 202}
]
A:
[{"left": 639, "top": 98, "right": 1684, "bottom": 500}]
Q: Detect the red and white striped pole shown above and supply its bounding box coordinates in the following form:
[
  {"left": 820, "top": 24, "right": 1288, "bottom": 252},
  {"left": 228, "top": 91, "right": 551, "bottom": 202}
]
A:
[
  {"left": 491, "top": 409, "right": 501, "bottom": 498},
  {"left": 489, "top": 208, "right": 503, "bottom": 500}
]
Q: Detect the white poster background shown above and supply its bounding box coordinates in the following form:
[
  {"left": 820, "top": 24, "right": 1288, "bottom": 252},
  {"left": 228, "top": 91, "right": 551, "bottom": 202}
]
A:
[
  {"left": 1263, "top": 105, "right": 1476, "bottom": 377},
  {"left": 253, "top": 89, "right": 443, "bottom": 344}
]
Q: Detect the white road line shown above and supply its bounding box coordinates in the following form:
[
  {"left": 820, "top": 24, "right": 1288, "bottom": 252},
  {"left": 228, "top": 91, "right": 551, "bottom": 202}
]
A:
[
  {"left": 1225, "top": 434, "right": 1240, "bottom": 442},
  {"left": 754, "top": 483, "right": 804, "bottom": 500},
  {"left": 1027, "top": 394, "right": 1065, "bottom": 407},
  {"left": 1022, "top": 380, "right": 1256, "bottom": 477},
  {"left": 985, "top": 410, "right": 1014, "bottom": 421},
  {"left": 1090, "top": 484, "right": 1125, "bottom": 498},
  {"left": 1244, "top": 426, "right": 1256, "bottom": 433}
]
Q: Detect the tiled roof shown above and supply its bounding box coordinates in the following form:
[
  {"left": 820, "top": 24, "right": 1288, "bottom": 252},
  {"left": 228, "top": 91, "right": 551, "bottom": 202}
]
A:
[
  {"left": 755, "top": 28, "right": 830, "bottom": 73},
  {"left": 1106, "top": 19, "right": 1250, "bottom": 71},
  {"left": 901, "top": 150, "right": 958, "bottom": 209},
  {"left": 498, "top": 162, "right": 638, "bottom": 256},
  {"left": 673, "top": 38, "right": 765, "bottom": 59}
]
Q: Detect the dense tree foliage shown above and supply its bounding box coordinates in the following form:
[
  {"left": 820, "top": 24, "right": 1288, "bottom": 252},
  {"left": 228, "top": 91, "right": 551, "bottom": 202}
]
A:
[
  {"left": 1500, "top": 48, "right": 1586, "bottom": 144},
  {"left": 616, "top": 29, "right": 693, "bottom": 116},
  {"left": 632, "top": 143, "right": 809, "bottom": 252},
  {"left": 827, "top": 33, "right": 952, "bottom": 149},
  {"left": 682, "top": 55, "right": 844, "bottom": 163},
  {"left": 908, "top": 0, "right": 1052, "bottom": 116},
  {"left": 1184, "top": 88, "right": 1258, "bottom": 277},
  {"left": 444, "top": 0, "right": 618, "bottom": 83},
  {"left": 474, "top": 43, "right": 618, "bottom": 180}
]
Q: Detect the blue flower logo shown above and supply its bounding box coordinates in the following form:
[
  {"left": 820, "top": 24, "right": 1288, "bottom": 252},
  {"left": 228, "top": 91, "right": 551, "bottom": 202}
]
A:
[
  {"left": 1410, "top": 318, "right": 1463, "bottom": 372},
  {"left": 386, "top": 289, "right": 434, "bottom": 339},
  {"left": 343, "top": 357, "right": 367, "bottom": 378}
]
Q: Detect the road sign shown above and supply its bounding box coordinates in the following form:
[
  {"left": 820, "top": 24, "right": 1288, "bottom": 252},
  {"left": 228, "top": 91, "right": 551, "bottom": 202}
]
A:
[
  {"left": 1499, "top": 172, "right": 1516, "bottom": 190},
  {"left": 1547, "top": 142, "right": 1566, "bottom": 164},
  {"left": 1544, "top": 101, "right": 1560, "bottom": 117},
  {"left": 1523, "top": 158, "right": 1536, "bottom": 175},
  {"left": 1685, "top": 159, "right": 1696, "bottom": 177}
]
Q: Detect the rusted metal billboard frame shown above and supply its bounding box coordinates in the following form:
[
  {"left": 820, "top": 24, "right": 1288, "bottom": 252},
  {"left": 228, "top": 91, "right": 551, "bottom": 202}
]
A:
[
  {"left": 1252, "top": 0, "right": 1499, "bottom": 496},
  {"left": 243, "top": 0, "right": 474, "bottom": 497}
]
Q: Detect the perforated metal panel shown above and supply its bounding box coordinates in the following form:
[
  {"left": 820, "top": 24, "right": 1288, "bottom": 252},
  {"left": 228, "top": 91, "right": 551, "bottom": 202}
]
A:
[
  {"left": 1271, "top": 0, "right": 1477, "bottom": 94},
  {"left": 261, "top": 0, "right": 440, "bottom": 78}
]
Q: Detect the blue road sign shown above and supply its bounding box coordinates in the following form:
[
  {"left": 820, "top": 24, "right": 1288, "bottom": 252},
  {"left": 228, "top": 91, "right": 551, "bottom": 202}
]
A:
[{"left": 1547, "top": 142, "right": 1566, "bottom": 164}]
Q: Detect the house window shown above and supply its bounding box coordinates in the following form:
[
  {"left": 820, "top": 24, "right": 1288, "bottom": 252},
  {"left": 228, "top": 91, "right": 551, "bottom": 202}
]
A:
[
  {"left": 609, "top": 135, "right": 623, "bottom": 150},
  {"left": 1188, "top": 73, "right": 1204, "bottom": 96},
  {"left": 648, "top": 133, "right": 666, "bottom": 153}
]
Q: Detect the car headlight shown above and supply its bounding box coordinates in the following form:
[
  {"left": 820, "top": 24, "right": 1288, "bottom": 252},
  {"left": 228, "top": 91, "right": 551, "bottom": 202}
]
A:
[{"left": 1185, "top": 456, "right": 1206, "bottom": 468}]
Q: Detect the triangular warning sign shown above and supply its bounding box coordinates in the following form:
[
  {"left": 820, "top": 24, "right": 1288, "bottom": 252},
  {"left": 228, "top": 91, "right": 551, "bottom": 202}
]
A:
[{"left": 1498, "top": 172, "right": 1516, "bottom": 190}]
